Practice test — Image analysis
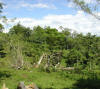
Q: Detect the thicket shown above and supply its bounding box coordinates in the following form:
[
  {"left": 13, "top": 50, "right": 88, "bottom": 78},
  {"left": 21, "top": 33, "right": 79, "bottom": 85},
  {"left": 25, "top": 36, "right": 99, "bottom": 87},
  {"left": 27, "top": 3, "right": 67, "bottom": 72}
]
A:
[{"left": 0, "top": 24, "right": 100, "bottom": 71}]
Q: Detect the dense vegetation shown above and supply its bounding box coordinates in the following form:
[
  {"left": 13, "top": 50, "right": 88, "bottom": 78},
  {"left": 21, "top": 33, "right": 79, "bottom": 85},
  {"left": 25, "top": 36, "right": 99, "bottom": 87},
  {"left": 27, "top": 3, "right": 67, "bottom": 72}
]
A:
[
  {"left": 0, "top": 24, "right": 100, "bottom": 89},
  {"left": 1, "top": 24, "right": 100, "bottom": 70}
]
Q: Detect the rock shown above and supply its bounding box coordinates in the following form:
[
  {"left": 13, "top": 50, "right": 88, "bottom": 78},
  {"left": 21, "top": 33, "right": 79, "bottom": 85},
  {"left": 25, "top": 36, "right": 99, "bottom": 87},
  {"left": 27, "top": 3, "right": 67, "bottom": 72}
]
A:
[
  {"left": 26, "top": 83, "right": 39, "bottom": 89},
  {"left": 2, "top": 83, "right": 8, "bottom": 89},
  {"left": 17, "top": 82, "right": 26, "bottom": 89}
]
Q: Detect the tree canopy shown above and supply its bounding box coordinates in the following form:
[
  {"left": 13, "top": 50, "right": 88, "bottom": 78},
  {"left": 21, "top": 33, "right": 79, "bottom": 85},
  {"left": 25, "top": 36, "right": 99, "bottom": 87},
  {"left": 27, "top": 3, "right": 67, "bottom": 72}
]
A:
[{"left": 0, "top": 24, "right": 100, "bottom": 70}]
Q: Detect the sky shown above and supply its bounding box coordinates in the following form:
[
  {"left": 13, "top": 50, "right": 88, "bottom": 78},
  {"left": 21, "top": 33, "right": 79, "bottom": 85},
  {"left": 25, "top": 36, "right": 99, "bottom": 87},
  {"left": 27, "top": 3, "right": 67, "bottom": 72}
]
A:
[{"left": 1, "top": 0, "right": 100, "bottom": 35}]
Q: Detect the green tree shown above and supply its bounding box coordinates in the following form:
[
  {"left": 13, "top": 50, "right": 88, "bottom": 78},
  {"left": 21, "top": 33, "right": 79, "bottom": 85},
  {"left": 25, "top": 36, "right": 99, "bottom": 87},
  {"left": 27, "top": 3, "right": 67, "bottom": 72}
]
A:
[
  {"left": 9, "top": 23, "right": 32, "bottom": 41},
  {"left": 0, "top": 24, "right": 4, "bottom": 32},
  {"left": 66, "top": 48, "right": 85, "bottom": 67},
  {"left": 0, "top": 2, "right": 3, "bottom": 13},
  {"left": 0, "top": 33, "right": 6, "bottom": 58}
]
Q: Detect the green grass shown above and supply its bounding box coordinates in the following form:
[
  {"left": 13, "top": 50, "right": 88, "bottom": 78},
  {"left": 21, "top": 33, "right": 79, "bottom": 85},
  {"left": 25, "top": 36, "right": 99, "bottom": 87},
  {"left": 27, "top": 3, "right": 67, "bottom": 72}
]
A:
[
  {"left": 0, "top": 68, "right": 100, "bottom": 89},
  {"left": 0, "top": 68, "right": 76, "bottom": 89}
]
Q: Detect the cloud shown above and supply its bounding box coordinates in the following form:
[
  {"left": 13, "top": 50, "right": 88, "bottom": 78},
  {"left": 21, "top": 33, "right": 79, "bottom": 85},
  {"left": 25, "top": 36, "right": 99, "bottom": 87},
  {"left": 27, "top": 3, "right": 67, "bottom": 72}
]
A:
[
  {"left": 2, "top": 12, "right": 8, "bottom": 15},
  {"left": 0, "top": 0, "right": 2, "bottom": 2},
  {"left": 5, "top": 10, "right": 100, "bottom": 35},
  {"left": 67, "top": 2, "right": 75, "bottom": 8},
  {"left": 16, "top": 1, "right": 57, "bottom": 9},
  {"left": 21, "top": 3, "right": 48, "bottom": 8},
  {"left": 83, "top": 0, "right": 96, "bottom": 4}
]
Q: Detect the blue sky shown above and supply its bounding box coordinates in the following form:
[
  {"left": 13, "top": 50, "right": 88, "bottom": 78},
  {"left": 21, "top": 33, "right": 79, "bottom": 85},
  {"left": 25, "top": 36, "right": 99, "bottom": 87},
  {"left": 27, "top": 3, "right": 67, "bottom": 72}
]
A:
[
  {"left": 2, "top": 0, "right": 77, "bottom": 18},
  {"left": 1, "top": 0, "right": 100, "bottom": 35}
]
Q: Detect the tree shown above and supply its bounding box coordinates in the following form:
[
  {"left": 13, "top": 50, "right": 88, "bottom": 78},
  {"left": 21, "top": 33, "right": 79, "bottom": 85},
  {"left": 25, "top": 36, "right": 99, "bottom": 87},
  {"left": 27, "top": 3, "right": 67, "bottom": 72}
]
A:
[
  {"left": 0, "top": 2, "right": 3, "bottom": 13},
  {"left": 7, "top": 34, "right": 24, "bottom": 69},
  {"left": 0, "top": 24, "right": 4, "bottom": 32},
  {"left": 66, "top": 48, "right": 85, "bottom": 67},
  {"left": 9, "top": 23, "right": 31, "bottom": 41},
  {"left": 0, "top": 33, "right": 6, "bottom": 58},
  {"left": 68, "top": 0, "right": 100, "bottom": 20},
  {"left": 0, "top": 2, "right": 4, "bottom": 32}
]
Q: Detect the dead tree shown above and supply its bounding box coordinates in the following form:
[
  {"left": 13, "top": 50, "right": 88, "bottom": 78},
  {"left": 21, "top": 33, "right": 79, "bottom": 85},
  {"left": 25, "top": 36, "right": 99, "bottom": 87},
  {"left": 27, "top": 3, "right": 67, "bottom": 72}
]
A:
[
  {"left": 35, "top": 51, "right": 62, "bottom": 69},
  {"left": 8, "top": 40, "right": 24, "bottom": 69},
  {"left": 35, "top": 53, "right": 47, "bottom": 68}
]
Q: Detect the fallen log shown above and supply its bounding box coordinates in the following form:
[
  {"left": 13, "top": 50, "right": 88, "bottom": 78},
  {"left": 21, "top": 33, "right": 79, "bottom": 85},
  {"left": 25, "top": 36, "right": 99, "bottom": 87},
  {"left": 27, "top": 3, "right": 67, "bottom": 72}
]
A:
[{"left": 57, "top": 67, "right": 75, "bottom": 70}]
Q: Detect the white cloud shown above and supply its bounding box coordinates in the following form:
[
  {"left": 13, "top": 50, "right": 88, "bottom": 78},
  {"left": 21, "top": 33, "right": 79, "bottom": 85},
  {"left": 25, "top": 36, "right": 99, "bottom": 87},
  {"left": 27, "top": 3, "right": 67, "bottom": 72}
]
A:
[
  {"left": 5, "top": 11, "right": 100, "bottom": 35},
  {"left": 83, "top": 0, "right": 95, "bottom": 4},
  {"left": 0, "top": 0, "right": 2, "bottom": 2},
  {"left": 16, "top": 1, "right": 57, "bottom": 9},
  {"left": 67, "top": 2, "right": 75, "bottom": 8},
  {"left": 21, "top": 3, "right": 48, "bottom": 8},
  {"left": 2, "top": 12, "right": 8, "bottom": 15}
]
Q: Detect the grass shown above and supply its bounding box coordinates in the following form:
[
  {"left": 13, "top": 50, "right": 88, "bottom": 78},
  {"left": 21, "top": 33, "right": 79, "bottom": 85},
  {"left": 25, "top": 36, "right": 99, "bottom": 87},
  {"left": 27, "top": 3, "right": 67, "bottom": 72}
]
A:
[
  {"left": 0, "top": 68, "right": 100, "bottom": 89},
  {"left": 0, "top": 68, "right": 76, "bottom": 89}
]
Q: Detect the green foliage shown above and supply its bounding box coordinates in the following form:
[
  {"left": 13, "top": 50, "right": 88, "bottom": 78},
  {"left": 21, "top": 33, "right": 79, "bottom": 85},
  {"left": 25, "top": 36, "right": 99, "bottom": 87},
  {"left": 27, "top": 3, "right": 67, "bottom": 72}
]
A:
[
  {"left": 0, "top": 24, "right": 4, "bottom": 32},
  {"left": 0, "top": 33, "right": 6, "bottom": 59},
  {"left": 0, "top": 24, "right": 100, "bottom": 71},
  {"left": 66, "top": 49, "right": 85, "bottom": 67},
  {"left": 0, "top": 2, "right": 3, "bottom": 13}
]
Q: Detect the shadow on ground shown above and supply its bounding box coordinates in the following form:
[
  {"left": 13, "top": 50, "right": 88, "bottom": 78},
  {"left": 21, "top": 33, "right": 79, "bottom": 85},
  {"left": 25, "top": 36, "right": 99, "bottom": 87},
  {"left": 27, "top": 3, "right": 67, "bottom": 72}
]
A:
[
  {"left": 38, "top": 78, "right": 100, "bottom": 89},
  {"left": 72, "top": 78, "right": 100, "bottom": 89},
  {"left": 0, "top": 71, "right": 11, "bottom": 80}
]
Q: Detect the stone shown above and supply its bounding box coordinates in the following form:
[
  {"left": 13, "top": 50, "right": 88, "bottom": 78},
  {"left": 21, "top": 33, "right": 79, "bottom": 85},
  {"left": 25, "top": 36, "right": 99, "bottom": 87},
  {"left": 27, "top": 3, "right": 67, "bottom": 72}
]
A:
[{"left": 17, "top": 82, "right": 26, "bottom": 89}]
